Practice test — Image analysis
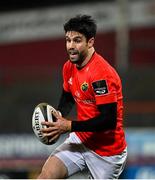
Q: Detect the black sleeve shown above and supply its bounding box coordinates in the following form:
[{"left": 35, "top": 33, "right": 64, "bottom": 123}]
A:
[
  {"left": 71, "top": 102, "right": 117, "bottom": 132},
  {"left": 57, "top": 89, "right": 75, "bottom": 117}
]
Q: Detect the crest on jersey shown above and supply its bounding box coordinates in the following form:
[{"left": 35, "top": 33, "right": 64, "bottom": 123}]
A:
[{"left": 81, "top": 82, "right": 89, "bottom": 91}]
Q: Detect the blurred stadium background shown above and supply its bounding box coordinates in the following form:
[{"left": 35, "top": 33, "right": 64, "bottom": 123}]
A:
[{"left": 0, "top": 0, "right": 155, "bottom": 179}]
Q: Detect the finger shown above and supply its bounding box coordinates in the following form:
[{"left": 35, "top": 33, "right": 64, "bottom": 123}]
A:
[
  {"left": 49, "top": 133, "right": 59, "bottom": 143},
  {"left": 48, "top": 130, "right": 59, "bottom": 137},
  {"left": 43, "top": 130, "right": 59, "bottom": 138},
  {"left": 52, "top": 111, "right": 61, "bottom": 118},
  {"left": 41, "top": 121, "right": 54, "bottom": 126},
  {"left": 41, "top": 126, "right": 57, "bottom": 133}
]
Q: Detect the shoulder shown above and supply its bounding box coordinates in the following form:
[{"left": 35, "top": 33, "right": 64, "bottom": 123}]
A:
[
  {"left": 91, "top": 53, "right": 120, "bottom": 81},
  {"left": 94, "top": 53, "right": 112, "bottom": 70},
  {"left": 91, "top": 53, "right": 112, "bottom": 75},
  {"left": 63, "top": 60, "right": 73, "bottom": 72}
]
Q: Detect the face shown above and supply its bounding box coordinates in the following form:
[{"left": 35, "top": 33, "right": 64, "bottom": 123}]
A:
[{"left": 65, "top": 31, "right": 93, "bottom": 66}]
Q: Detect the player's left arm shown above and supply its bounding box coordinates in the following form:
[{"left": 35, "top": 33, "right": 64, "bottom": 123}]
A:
[
  {"left": 41, "top": 102, "right": 116, "bottom": 143},
  {"left": 71, "top": 102, "right": 117, "bottom": 132}
]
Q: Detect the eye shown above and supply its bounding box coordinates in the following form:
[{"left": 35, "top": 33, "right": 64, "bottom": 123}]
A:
[
  {"left": 66, "top": 38, "right": 71, "bottom": 43},
  {"left": 74, "top": 38, "right": 82, "bottom": 43}
]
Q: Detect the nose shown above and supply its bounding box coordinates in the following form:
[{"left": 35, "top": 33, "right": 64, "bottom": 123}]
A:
[{"left": 67, "top": 41, "right": 75, "bottom": 49}]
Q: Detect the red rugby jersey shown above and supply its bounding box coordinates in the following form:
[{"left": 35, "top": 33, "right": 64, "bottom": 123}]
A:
[{"left": 63, "top": 52, "right": 127, "bottom": 156}]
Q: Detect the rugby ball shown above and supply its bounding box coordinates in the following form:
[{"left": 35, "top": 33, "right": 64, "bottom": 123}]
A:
[{"left": 32, "top": 102, "right": 59, "bottom": 145}]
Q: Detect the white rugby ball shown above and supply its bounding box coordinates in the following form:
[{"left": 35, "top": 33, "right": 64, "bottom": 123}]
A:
[{"left": 32, "top": 102, "right": 59, "bottom": 145}]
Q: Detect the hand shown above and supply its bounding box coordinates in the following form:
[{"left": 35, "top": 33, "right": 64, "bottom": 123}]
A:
[{"left": 41, "top": 111, "right": 71, "bottom": 143}]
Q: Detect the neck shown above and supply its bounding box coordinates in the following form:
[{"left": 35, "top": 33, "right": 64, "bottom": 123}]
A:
[{"left": 76, "top": 47, "right": 95, "bottom": 68}]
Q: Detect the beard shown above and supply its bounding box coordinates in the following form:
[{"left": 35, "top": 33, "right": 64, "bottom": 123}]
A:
[{"left": 68, "top": 49, "right": 86, "bottom": 65}]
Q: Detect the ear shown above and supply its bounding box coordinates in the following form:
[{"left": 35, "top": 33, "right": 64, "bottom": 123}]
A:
[{"left": 88, "top": 37, "right": 95, "bottom": 48}]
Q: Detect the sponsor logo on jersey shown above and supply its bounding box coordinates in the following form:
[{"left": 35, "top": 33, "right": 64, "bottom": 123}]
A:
[
  {"left": 81, "top": 82, "right": 89, "bottom": 91},
  {"left": 92, "top": 80, "right": 108, "bottom": 95}
]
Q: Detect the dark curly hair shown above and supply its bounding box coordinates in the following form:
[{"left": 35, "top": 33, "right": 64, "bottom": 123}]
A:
[{"left": 64, "top": 14, "right": 97, "bottom": 41}]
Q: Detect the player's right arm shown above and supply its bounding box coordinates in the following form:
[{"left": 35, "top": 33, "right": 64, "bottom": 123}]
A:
[
  {"left": 57, "top": 61, "right": 75, "bottom": 117},
  {"left": 41, "top": 89, "right": 74, "bottom": 142},
  {"left": 57, "top": 89, "right": 75, "bottom": 117}
]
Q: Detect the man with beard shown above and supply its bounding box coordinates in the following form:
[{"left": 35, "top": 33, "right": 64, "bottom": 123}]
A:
[{"left": 37, "top": 14, "right": 127, "bottom": 179}]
